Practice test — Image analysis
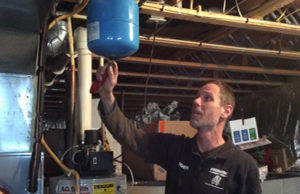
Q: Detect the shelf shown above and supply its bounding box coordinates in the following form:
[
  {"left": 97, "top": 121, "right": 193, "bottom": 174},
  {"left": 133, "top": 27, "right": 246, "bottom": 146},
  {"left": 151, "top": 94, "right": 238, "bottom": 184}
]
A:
[{"left": 238, "top": 138, "right": 272, "bottom": 150}]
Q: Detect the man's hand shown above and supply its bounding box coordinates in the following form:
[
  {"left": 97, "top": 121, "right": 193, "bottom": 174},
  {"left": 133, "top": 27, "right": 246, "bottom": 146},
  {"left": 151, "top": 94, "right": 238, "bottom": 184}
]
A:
[{"left": 96, "top": 60, "right": 118, "bottom": 113}]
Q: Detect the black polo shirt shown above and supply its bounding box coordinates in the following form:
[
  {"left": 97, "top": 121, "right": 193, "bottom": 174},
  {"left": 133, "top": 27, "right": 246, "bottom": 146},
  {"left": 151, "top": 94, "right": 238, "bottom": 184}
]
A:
[
  {"left": 145, "top": 133, "right": 262, "bottom": 194},
  {"left": 98, "top": 102, "right": 261, "bottom": 194}
]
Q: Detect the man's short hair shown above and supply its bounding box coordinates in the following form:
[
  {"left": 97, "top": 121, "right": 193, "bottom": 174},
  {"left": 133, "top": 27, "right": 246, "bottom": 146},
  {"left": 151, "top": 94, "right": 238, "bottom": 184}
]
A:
[{"left": 206, "top": 80, "right": 235, "bottom": 110}]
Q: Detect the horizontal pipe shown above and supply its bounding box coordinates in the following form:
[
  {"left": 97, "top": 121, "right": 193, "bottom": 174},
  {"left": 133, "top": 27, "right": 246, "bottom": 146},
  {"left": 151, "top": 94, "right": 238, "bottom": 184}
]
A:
[{"left": 116, "top": 83, "right": 252, "bottom": 93}]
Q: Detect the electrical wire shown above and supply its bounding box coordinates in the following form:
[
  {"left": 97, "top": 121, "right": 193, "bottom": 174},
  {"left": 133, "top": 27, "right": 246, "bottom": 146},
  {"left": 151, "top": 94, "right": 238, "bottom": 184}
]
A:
[
  {"left": 72, "top": 150, "right": 83, "bottom": 165},
  {"left": 41, "top": 136, "right": 81, "bottom": 194},
  {"left": 143, "top": 23, "right": 159, "bottom": 111},
  {"left": 113, "top": 153, "right": 123, "bottom": 161},
  {"left": 278, "top": 8, "right": 300, "bottom": 22},
  {"left": 60, "top": 145, "right": 80, "bottom": 161},
  {"left": 114, "top": 160, "right": 135, "bottom": 187},
  {"left": 223, "top": 0, "right": 226, "bottom": 14},
  {"left": 234, "top": 0, "right": 243, "bottom": 17},
  {"left": 276, "top": 8, "right": 288, "bottom": 22},
  {"left": 225, "top": 0, "right": 247, "bottom": 15},
  {"left": 48, "top": 0, "right": 89, "bottom": 30}
]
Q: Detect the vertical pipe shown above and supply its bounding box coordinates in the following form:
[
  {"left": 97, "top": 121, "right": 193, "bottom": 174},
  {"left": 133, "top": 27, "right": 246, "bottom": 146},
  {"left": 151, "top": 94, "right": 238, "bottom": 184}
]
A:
[
  {"left": 99, "top": 57, "right": 105, "bottom": 148},
  {"left": 65, "top": 17, "right": 76, "bottom": 161},
  {"left": 65, "top": 17, "right": 77, "bottom": 170},
  {"left": 28, "top": 19, "right": 48, "bottom": 194},
  {"left": 74, "top": 27, "right": 92, "bottom": 143}
]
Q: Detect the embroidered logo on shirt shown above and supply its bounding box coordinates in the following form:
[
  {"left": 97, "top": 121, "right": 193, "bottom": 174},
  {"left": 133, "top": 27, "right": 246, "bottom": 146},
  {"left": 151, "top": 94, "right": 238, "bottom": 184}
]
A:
[
  {"left": 209, "top": 167, "right": 228, "bottom": 177},
  {"left": 178, "top": 162, "right": 189, "bottom": 170},
  {"left": 211, "top": 175, "right": 222, "bottom": 186},
  {"left": 204, "top": 168, "right": 228, "bottom": 190}
]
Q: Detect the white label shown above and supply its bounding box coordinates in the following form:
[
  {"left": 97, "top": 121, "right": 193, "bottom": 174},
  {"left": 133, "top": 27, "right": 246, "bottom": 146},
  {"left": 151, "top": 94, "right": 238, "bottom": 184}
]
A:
[
  {"left": 229, "top": 117, "right": 259, "bottom": 145},
  {"left": 87, "top": 21, "right": 100, "bottom": 42},
  {"left": 58, "top": 184, "right": 90, "bottom": 194}
]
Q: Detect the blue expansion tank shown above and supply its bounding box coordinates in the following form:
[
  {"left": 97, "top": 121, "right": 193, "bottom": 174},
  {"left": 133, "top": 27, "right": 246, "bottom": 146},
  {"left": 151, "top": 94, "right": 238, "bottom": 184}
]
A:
[{"left": 87, "top": 0, "right": 139, "bottom": 59}]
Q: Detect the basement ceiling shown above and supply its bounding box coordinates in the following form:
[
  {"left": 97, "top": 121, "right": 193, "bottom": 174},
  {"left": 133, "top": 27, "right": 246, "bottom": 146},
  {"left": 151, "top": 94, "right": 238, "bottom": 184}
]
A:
[{"left": 44, "top": 0, "right": 300, "bottom": 120}]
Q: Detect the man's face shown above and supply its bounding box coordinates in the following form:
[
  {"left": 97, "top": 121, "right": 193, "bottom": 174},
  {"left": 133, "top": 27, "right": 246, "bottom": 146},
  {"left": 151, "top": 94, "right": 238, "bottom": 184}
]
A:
[{"left": 190, "top": 83, "right": 225, "bottom": 131}]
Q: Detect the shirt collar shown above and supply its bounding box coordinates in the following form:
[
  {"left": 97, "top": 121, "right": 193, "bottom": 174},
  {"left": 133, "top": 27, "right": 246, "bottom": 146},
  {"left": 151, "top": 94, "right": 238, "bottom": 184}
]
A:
[{"left": 191, "top": 135, "right": 236, "bottom": 159}]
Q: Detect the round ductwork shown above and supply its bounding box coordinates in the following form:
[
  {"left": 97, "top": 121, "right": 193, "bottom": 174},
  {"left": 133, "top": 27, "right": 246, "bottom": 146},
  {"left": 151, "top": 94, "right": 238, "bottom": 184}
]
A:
[{"left": 46, "top": 20, "right": 68, "bottom": 57}]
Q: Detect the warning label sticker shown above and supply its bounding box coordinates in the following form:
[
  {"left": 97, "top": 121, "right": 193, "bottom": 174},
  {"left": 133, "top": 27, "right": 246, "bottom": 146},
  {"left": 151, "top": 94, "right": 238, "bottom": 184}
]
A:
[{"left": 93, "top": 182, "right": 115, "bottom": 194}]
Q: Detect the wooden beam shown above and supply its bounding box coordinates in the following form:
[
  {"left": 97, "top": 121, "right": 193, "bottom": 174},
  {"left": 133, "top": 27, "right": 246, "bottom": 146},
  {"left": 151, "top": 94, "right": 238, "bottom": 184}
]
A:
[
  {"left": 118, "top": 56, "right": 300, "bottom": 76},
  {"left": 139, "top": 35, "right": 300, "bottom": 60},
  {"left": 170, "top": 0, "right": 294, "bottom": 58},
  {"left": 296, "top": 0, "right": 300, "bottom": 7},
  {"left": 114, "top": 71, "right": 285, "bottom": 86},
  {"left": 140, "top": 2, "right": 300, "bottom": 36},
  {"left": 116, "top": 83, "right": 252, "bottom": 93},
  {"left": 90, "top": 66, "right": 284, "bottom": 86},
  {"left": 118, "top": 83, "right": 198, "bottom": 91},
  {"left": 119, "top": 103, "right": 193, "bottom": 109},
  {"left": 117, "top": 96, "right": 193, "bottom": 103},
  {"left": 114, "top": 91, "right": 195, "bottom": 98},
  {"left": 239, "top": 0, "right": 294, "bottom": 19}
]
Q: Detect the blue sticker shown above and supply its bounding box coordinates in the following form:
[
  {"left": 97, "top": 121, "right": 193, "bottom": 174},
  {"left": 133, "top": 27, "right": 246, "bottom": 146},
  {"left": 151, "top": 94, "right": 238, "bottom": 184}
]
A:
[
  {"left": 241, "top": 129, "right": 249, "bottom": 141},
  {"left": 233, "top": 131, "right": 241, "bottom": 143}
]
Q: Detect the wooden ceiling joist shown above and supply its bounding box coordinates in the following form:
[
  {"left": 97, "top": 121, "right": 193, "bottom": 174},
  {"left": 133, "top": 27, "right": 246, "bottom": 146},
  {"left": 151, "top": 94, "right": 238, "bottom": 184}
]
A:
[
  {"left": 139, "top": 35, "right": 300, "bottom": 60},
  {"left": 116, "top": 83, "right": 252, "bottom": 93},
  {"left": 140, "top": 2, "right": 300, "bottom": 36},
  {"left": 239, "top": 0, "right": 294, "bottom": 19},
  {"left": 119, "top": 56, "right": 300, "bottom": 76},
  {"left": 117, "top": 96, "right": 193, "bottom": 103},
  {"left": 118, "top": 83, "right": 197, "bottom": 91},
  {"left": 115, "top": 71, "right": 285, "bottom": 86},
  {"left": 73, "top": 12, "right": 300, "bottom": 61},
  {"left": 170, "top": 0, "right": 294, "bottom": 59},
  {"left": 114, "top": 91, "right": 195, "bottom": 98}
]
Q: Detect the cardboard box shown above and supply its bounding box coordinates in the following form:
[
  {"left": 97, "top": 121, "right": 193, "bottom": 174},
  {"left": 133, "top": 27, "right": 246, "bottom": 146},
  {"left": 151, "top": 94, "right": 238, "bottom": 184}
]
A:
[
  {"left": 266, "top": 136, "right": 290, "bottom": 172},
  {"left": 146, "top": 120, "right": 197, "bottom": 137},
  {"left": 122, "top": 120, "right": 197, "bottom": 181}
]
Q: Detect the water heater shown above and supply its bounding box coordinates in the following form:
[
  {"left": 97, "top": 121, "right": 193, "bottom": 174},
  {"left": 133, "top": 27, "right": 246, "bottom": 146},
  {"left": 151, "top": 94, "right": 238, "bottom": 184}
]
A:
[{"left": 87, "top": 0, "right": 139, "bottom": 59}]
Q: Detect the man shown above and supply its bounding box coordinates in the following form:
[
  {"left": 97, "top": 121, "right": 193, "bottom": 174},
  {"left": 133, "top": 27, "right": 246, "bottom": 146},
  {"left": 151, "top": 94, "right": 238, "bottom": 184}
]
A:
[{"left": 97, "top": 61, "right": 262, "bottom": 194}]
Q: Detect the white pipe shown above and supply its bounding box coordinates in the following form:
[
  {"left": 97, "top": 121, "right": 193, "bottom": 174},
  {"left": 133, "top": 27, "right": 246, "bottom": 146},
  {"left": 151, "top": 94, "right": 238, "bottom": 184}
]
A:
[{"left": 74, "top": 27, "right": 92, "bottom": 142}]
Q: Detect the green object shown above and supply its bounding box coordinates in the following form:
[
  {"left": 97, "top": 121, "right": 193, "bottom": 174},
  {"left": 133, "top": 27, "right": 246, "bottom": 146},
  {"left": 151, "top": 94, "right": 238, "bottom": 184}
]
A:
[{"left": 249, "top": 128, "right": 257, "bottom": 140}]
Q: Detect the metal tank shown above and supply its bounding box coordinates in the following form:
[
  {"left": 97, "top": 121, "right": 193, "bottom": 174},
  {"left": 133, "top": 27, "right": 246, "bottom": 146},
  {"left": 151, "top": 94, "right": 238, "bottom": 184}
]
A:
[
  {"left": 49, "top": 175, "right": 127, "bottom": 194},
  {"left": 87, "top": 0, "right": 139, "bottom": 59}
]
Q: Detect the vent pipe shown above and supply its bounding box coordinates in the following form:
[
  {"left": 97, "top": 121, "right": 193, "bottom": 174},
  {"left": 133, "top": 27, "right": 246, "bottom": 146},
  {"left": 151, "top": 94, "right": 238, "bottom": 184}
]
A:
[{"left": 74, "top": 27, "right": 92, "bottom": 143}]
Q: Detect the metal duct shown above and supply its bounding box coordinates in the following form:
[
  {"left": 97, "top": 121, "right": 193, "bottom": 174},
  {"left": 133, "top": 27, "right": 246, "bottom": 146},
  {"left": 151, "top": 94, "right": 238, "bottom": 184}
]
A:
[
  {"left": 0, "top": 1, "right": 55, "bottom": 193},
  {"left": 0, "top": 0, "right": 55, "bottom": 75},
  {"left": 46, "top": 21, "right": 68, "bottom": 58},
  {"left": 45, "top": 21, "right": 69, "bottom": 86},
  {"left": 44, "top": 53, "right": 69, "bottom": 86}
]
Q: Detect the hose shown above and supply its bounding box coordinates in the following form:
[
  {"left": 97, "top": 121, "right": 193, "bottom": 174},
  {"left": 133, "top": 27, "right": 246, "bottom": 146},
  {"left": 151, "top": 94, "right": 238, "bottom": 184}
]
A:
[{"left": 41, "top": 137, "right": 81, "bottom": 194}]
